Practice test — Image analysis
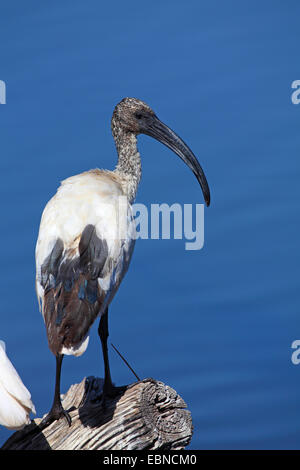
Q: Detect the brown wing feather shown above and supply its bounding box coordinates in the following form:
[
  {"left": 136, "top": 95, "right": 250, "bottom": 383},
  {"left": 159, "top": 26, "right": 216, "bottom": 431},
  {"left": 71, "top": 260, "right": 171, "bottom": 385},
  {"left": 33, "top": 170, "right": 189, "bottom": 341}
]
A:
[{"left": 41, "top": 225, "right": 109, "bottom": 355}]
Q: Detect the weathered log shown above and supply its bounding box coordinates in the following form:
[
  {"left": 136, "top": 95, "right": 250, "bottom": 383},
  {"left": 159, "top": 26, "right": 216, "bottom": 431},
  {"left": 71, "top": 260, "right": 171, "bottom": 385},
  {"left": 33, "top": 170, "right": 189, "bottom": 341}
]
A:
[{"left": 2, "top": 377, "right": 193, "bottom": 450}]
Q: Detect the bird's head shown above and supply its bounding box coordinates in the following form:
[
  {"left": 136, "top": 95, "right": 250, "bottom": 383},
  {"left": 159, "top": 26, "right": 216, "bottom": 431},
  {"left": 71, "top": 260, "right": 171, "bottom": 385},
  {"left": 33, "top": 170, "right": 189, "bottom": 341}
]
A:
[
  {"left": 112, "top": 97, "right": 210, "bottom": 207},
  {"left": 112, "top": 97, "right": 155, "bottom": 135}
]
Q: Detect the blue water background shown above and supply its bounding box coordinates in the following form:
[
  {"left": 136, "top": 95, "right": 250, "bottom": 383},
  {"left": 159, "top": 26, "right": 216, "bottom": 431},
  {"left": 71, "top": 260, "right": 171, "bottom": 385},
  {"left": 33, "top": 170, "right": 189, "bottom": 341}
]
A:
[{"left": 0, "top": 1, "right": 299, "bottom": 449}]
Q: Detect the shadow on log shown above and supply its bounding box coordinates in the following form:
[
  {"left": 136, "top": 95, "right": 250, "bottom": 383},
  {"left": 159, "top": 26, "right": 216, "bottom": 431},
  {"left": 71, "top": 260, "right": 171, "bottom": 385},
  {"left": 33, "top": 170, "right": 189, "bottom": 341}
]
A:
[{"left": 2, "top": 377, "right": 193, "bottom": 450}]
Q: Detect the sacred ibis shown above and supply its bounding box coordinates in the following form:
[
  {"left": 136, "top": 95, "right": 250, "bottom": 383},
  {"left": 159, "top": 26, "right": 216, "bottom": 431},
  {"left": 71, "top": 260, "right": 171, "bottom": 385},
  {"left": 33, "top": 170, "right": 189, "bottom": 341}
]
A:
[{"left": 35, "top": 97, "right": 210, "bottom": 426}]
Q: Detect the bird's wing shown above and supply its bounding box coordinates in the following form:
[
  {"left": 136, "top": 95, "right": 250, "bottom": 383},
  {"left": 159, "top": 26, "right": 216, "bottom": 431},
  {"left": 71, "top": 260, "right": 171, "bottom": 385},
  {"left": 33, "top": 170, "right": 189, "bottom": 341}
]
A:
[
  {"left": 0, "top": 342, "right": 35, "bottom": 414},
  {"left": 35, "top": 171, "right": 136, "bottom": 356}
]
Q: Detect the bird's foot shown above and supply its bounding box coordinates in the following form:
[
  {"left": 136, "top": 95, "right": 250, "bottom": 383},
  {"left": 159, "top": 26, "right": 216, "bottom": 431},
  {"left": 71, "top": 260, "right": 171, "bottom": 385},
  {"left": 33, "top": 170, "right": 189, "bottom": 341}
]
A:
[
  {"left": 99, "top": 383, "right": 127, "bottom": 409},
  {"left": 104, "top": 383, "right": 127, "bottom": 398},
  {"left": 90, "top": 383, "right": 127, "bottom": 408},
  {"left": 39, "top": 403, "right": 72, "bottom": 430}
]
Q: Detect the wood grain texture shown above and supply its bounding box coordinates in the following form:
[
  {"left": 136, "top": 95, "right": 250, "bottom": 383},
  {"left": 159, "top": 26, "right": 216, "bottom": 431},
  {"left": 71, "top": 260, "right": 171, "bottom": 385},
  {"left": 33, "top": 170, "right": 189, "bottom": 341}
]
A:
[{"left": 2, "top": 377, "right": 193, "bottom": 450}]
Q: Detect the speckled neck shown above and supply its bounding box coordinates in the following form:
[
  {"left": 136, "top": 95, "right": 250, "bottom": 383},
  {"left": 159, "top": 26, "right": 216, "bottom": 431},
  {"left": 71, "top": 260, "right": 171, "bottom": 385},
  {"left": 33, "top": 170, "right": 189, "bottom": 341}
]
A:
[{"left": 113, "top": 127, "right": 141, "bottom": 203}]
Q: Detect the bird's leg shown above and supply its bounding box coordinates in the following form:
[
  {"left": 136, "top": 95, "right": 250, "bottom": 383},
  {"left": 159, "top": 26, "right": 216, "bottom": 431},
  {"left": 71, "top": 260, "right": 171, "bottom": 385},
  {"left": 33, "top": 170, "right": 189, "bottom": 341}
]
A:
[
  {"left": 40, "top": 353, "right": 71, "bottom": 428},
  {"left": 98, "top": 308, "right": 114, "bottom": 396},
  {"left": 98, "top": 309, "right": 125, "bottom": 403}
]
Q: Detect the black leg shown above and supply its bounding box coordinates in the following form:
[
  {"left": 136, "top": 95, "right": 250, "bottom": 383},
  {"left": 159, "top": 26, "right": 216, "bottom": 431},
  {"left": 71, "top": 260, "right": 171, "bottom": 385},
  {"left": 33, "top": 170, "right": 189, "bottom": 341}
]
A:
[
  {"left": 98, "top": 308, "right": 114, "bottom": 396},
  {"left": 40, "top": 354, "right": 71, "bottom": 428},
  {"left": 98, "top": 309, "right": 127, "bottom": 405}
]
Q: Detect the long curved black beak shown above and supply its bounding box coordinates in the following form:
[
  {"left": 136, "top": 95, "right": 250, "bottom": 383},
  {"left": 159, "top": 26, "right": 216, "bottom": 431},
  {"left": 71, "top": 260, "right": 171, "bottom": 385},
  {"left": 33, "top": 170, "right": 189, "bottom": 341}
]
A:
[{"left": 142, "top": 116, "right": 210, "bottom": 206}]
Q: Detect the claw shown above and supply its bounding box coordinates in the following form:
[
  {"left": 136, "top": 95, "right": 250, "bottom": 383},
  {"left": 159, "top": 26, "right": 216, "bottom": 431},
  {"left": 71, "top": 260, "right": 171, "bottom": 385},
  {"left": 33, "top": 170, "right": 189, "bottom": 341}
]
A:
[{"left": 39, "top": 404, "right": 72, "bottom": 429}]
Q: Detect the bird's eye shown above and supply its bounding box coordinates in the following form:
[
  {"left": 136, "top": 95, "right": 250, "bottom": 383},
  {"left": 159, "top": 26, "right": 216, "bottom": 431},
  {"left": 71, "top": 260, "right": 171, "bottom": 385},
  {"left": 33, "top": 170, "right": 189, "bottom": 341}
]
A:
[{"left": 135, "top": 113, "right": 143, "bottom": 120}]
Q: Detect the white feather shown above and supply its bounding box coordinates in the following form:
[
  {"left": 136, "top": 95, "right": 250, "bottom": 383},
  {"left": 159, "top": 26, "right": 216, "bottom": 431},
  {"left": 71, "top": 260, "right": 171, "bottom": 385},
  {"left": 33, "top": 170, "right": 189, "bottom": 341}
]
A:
[
  {"left": 61, "top": 335, "right": 89, "bottom": 357},
  {"left": 0, "top": 341, "right": 36, "bottom": 430}
]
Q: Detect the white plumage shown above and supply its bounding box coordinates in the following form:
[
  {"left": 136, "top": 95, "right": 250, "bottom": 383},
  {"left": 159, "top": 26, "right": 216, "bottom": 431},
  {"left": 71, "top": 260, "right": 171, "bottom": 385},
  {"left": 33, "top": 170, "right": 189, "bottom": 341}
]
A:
[{"left": 0, "top": 341, "right": 36, "bottom": 430}]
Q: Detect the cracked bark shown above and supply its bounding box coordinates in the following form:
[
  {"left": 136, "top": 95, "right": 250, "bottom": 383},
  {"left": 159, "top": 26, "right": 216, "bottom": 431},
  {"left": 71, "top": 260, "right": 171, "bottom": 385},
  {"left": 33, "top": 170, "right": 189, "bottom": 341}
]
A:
[{"left": 2, "top": 377, "right": 193, "bottom": 450}]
